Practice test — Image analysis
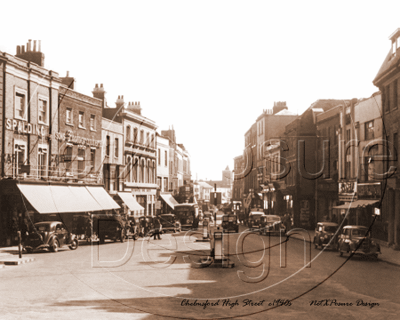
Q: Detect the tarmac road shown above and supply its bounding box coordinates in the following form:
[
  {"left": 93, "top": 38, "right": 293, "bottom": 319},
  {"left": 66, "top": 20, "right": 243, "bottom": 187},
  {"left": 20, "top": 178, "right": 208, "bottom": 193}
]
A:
[{"left": 0, "top": 226, "right": 399, "bottom": 320}]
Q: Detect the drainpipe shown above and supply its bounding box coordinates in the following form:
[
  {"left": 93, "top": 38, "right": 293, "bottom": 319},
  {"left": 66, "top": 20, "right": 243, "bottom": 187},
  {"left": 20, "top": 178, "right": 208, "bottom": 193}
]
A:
[{"left": 1, "top": 58, "right": 6, "bottom": 177}]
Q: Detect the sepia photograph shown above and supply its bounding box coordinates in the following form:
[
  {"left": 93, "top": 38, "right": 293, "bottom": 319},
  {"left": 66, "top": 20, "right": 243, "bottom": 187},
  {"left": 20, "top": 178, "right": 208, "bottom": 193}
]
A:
[{"left": 0, "top": 1, "right": 399, "bottom": 319}]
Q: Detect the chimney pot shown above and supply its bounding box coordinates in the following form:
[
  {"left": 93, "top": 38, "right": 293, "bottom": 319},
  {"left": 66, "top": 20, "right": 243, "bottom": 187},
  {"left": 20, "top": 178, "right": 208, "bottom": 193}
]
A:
[
  {"left": 121, "top": 95, "right": 124, "bottom": 99},
  {"left": 100, "top": 83, "right": 103, "bottom": 88},
  {"left": 17, "top": 46, "right": 21, "bottom": 55},
  {"left": 38, "top": 40, "right": 41, "bottom": 52},
  {"left": 95, "top": 84, "right": 98, "bottom": 88},
  {"left": 66, "top": 71, "right": 69, "bottom": 77},
  {"left": 28, "top": 39, "right": 32, "bottom": 51},
  {"left": 33, "top": 40, "right": 37, "bottom": 52},
  {"left": 21, "top": 45, "right": 25, "bottom": 54}
]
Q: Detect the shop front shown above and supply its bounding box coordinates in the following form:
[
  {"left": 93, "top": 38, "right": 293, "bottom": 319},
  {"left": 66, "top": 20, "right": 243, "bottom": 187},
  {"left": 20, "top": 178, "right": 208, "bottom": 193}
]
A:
[{"left": 0, "top": 180, "right": 120, "bottom": 246}]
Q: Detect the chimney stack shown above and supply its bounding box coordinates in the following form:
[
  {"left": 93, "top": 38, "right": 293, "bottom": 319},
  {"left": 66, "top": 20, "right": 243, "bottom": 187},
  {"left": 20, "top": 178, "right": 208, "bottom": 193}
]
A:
[
  {"left": 60, "top": 71, "right": 75, "bottom": 90},
  {"left": 16, "top": 40, "right": 45, "bottom": 66}
]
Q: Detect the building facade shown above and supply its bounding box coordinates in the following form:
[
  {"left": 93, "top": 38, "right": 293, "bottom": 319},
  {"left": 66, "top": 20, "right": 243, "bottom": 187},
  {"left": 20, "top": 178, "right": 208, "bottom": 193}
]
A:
[
  {"left": 373, "top": 28, "right": 400, "bottom": 248},
  {"left": 103, "top": 95, "right": 158, "bottom": 216}
]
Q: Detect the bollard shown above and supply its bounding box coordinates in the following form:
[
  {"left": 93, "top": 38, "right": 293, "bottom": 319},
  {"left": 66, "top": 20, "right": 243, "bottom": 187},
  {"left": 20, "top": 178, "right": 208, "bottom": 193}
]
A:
[{"left": 17, "top": 231, "right": 22, "bottom": 259}]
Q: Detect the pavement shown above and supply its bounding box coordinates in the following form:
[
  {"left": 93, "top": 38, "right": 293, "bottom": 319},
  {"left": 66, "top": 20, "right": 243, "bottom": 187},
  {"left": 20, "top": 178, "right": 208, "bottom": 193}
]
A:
[{"left": 1, "top": 232, "right": 400, "bottom": 268}]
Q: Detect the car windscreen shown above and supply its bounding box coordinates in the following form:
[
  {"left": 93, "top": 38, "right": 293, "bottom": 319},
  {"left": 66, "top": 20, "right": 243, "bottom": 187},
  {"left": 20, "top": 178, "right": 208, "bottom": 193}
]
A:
[
  {"left": 325, "top": 226, "right": 337, "bottom": 233},
  {"left": 34, "top": 224, "right": 51, "bottom": 232},
  {"left": 352, "top": 229, "right": 367, "bottom": 237},
  {"left": 267, "top": 216, "right": 280, "bottom": 222}
]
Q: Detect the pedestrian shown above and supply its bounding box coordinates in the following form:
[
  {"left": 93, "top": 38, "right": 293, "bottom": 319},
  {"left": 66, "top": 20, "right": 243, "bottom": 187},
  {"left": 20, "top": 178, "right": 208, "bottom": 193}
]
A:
[{"left": 153, "top": 217, "right": 162, "bottom": 240}]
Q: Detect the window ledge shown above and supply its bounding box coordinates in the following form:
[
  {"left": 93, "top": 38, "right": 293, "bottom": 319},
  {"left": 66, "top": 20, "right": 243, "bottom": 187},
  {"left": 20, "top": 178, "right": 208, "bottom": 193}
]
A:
[
  {"left": 90, "top": 128, "right": 97, "bottom": 132},
  {"left": 78, "top": 126, "right": 86, "bottom": 130},
  {"left": 38, "top": 122, "right": 49, "bottom": 126},
  {"left": 66, "top": 123, "right": 74, "bottom": 127}
]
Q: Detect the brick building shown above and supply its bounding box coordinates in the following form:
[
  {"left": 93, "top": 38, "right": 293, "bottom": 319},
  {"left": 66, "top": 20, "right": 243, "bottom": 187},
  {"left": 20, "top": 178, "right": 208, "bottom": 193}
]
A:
[
  {"left": 373, "top": 28, "right": 400, "bottom": 248},
  {"left": 103, "top": 95, "right": 158, "bottom": 217},
  {"left": 55, "top": 78, "right": 103, "bottom": 183}
]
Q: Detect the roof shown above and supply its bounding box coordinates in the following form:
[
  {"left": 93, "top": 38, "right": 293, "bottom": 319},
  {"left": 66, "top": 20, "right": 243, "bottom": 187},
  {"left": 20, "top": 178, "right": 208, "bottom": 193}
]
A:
[
  {"left": 317, "top": 222, "right": 338, "bottom": 227},
  {"left": 197, "top": 181, "right": 214, "bottom": 189},
  {"left": 373, "top": 49, "right": 398, "bottom": 85},
  {"left": 274, "top": 109, "right": 297, "bottom": 116},
  {"left": 343, "top": 225, "right": 368, "bottom": 229}
]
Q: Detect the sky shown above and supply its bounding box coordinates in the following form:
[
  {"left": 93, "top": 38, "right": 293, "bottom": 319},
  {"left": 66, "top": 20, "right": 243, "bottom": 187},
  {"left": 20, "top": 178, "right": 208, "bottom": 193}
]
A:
[{"left": 1, "top": 0, "right": 399, "bottom": 181}]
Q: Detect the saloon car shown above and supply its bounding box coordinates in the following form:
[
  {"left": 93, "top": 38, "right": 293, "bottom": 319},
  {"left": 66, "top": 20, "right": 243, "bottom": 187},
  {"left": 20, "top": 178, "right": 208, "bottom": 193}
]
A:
[
  {"left": 313, "top": 222, "right": 339, "bottom": 250},
  {"left": 222, "top": 213, "right": 239, "bottom": 233},
  {"left": 260, "top": 215, "right": 286, "bottom": 236},
  {"left": 337, "top": 225, "right": 381, "bottom": 258},
  {"left": 159, "top": 214, "right": 181, "bottom": 233},
  {"left": 24, "top": 221, "right": 79, "bottom": 253},
  {"left": 248, "top": 211, "right": 265, "bottom": 231}
]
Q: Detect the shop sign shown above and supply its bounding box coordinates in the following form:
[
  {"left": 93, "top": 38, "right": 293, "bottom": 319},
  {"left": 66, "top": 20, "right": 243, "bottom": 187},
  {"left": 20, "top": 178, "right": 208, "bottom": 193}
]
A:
[
  {"left": 5, "top": 118, "right": 47, "bottom": 137},
  {"left": 53, "top": 130, "right": 101, "bottom": 148},
  {"left": 338, "top": 181, "right": 357, "bottom": 202},
  {"left": 357, "top": 183, "right": 381, "bottom": 200}
]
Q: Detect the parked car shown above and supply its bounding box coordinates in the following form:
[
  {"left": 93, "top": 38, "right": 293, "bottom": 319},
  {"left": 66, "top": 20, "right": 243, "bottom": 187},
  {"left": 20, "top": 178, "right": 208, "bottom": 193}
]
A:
[
  {"left": 313, "top": 222, "right": 339, "bottom": 250},
  {"left": 24, "top": 221, "right": 79, "bottom": 253},
  {"left": 222, "top": 213, "right": 239, "bottom": 233},
  {"left": 96, "top": 215, "right": 126, "bottom": 244},
  {"left": 159, "top": 214, "right": 181, "bottom": 233},
  {"left": 248, "top": 211, "right": 265, "bottom": 231},
  {"left": 337, "top": 225, "right": 381, "bottom": 258},
  {"left": 260, "top": 215, "right": 286, "bottom": 236}
]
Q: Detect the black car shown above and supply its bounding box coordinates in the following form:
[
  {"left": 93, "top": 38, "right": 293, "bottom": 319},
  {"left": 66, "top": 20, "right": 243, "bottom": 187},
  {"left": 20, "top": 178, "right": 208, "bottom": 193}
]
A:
[
  {"left": 159, "top": 214, "right": 181, "bottom": 233},
  {"left": 24, "top": 221, "right": 79, "bottom": 253},
  {"left": 96, "top": 215, "right": 126, "bottom": 244},
  {"left": 222, "top": 213, "right": 239, "bottom": 233}
]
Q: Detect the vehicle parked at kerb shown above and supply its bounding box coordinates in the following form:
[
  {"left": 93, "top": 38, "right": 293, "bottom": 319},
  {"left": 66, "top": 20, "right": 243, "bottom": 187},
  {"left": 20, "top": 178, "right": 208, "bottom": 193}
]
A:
[
  {"left": 260, "top": 215, "right": 286, "bottom": 236},
  {"left": 222, "top": 213, "right": 239, "bottom": 233},
  {"left": 159, "top": 214, "right": 181, "bottom": 233},
  {"left": 24, "top": 221, "right": 79, "bottom": 253},
  {"left": 96, "top": 215, "right": 126, "bottom": 244},
  {"left": 338, "top": 225, "right": 381, "bottom": 259},
  {"left": 313, "top": 222, "right": 339, "bottom": 250},
  {"left": 248, "top": 211, "right": 265, "bottom": 231},
  {"left": 174, "top": 203, "right": 199, "bottom": 230}
]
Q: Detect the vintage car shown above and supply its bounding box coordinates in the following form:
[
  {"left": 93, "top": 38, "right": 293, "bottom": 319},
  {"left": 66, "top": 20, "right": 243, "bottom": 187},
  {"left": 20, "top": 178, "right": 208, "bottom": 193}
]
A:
[
  {"left": 24, "top": 221, "right": 79, "bottom": 253},
  {"left": 248, "top": 211, "right": 265, "bottom": 231},
  {"left": 159, "top": 214, "right": 181, "bottom": 233},
  {"left": 221, "top": 213, "right": 239, "bottom": 233},
  {"left": 313, "top": 222, "right": 339, "bottom": 250},
  {"left": 337, "top": 225, "right": 381, "bottom": 258},
  {"left": 96, "top": 215, "right": 126, "bottom": 244},
  {"left": 260, "top": 215, "right": 286, "bottom": 236}
]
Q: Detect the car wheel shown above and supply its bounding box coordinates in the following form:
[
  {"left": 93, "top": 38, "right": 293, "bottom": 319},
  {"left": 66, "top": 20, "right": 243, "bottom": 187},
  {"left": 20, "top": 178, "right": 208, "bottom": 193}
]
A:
[
  {"left": 339, "top": 250, "right": 343, "bottom": 257},
  {"left": 372, "top": 253, "right": 378, "bottom": 260},
  {"left": 120, "top": 233, "right": 125, "bottom": 243},
  {"left": 100, "top": 237, "right": 105, "bottom": 244},
  {"left": 69, "top": 239, "right": 78, "bottom": 250},
  {"left": 173, "top": 229, "right": 176, "bottom": 233},
  {"left": 26, "top": 247, "right": 33, "bottom": 254},
  {"left": 50, "top": 239, "right": 59, "bottom": 252}
]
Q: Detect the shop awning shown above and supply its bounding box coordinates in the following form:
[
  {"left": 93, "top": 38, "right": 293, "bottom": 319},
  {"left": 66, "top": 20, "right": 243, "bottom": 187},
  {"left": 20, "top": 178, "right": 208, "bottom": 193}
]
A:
[
  {"left": 117, "top": 192, "right": 144, "bottom": 212},
  {"left": 160, "top": 193, "right": 179, "bottom": 209},
  {"left": 17, "top": 184, "right": 58, "bottom": 214},
  {"left": 86, "top": 187, "right": 120, "bottom": 210},
  {"left": 333, "top": 200, "right": 379, "bottom": 209},
  {"left": 17, "top": 184, "right": 105, "bottom": 214}
]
